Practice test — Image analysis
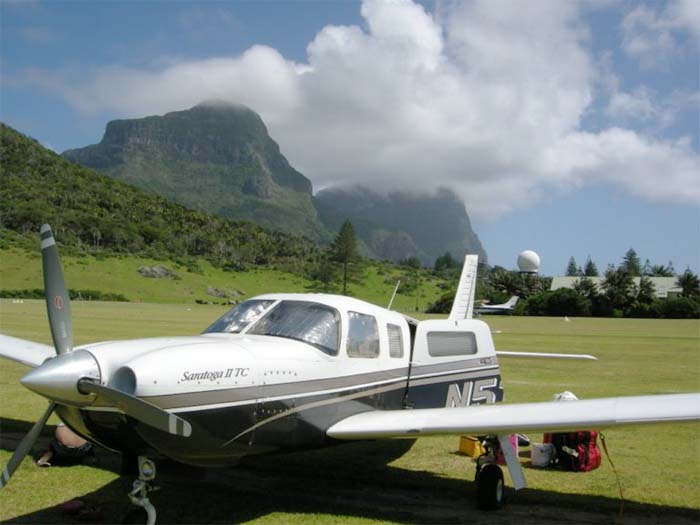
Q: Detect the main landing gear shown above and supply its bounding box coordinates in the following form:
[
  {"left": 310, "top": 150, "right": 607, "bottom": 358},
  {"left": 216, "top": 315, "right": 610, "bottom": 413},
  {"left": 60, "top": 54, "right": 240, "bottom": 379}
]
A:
[
  {"left": 123, "top": 456, "right": 159, "bottom": 525},
  {"left": 474, "top": 441, "right": 505, "bottom": 511},
  {"left": 475, "top": 458, "right": 505, "bottom": 510},
  {"left": 474, "top": 435, "right": 527, "bottom": 511}
]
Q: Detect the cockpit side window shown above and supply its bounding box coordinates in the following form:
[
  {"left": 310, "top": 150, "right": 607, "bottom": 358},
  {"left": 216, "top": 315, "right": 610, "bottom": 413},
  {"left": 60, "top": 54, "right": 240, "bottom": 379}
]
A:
[
  {"left": 247, "top": 301, "right": 341, "bottom": 356},
  {"left": 347, "top": 312, "right": 380, "bottom": 358},
  {"left": 203, "top": 300, "right": 275, "bottom": 334},
  {"left": 387, "top": 323, "right": 404, "bottom": 358}
]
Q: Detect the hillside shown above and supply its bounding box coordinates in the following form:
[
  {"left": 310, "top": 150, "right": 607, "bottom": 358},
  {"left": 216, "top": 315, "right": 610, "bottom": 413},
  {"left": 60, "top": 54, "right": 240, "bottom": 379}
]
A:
[
  {"left": 63, "top": 101, "right": 329, "bottom": 241},
  {"left": 315, "top": 186, "right": 487, "bottom": 265},
  {"left": 0, "top": 123, "right": 318, "bottom": 270},
  {"left": 0, "top": 249, "right": 446, "bottom": 309},
  {"left": 0, "top": 123, "right": 451, "bottom": 307}
]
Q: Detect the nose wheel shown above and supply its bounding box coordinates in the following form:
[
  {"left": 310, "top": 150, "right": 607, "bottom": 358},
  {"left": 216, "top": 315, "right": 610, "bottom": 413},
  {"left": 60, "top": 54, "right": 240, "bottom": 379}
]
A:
[{"left": 123, "top": 457, "right": 159, "bottom": 525}]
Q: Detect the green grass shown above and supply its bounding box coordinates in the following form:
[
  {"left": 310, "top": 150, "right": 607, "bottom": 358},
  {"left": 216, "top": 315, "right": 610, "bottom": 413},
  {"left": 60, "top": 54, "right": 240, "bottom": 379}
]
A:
[
  {"left": 0, "top": 302, "right": 698, "bottom": 523},
  {"left": 0, "top": 248, "right": 443, "bottom": 312}
]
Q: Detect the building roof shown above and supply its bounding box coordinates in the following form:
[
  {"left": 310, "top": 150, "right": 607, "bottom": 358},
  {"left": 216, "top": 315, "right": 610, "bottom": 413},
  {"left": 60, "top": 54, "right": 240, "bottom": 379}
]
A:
[{"left": 550, "top": 276, "right": 682, "bottom": 298}]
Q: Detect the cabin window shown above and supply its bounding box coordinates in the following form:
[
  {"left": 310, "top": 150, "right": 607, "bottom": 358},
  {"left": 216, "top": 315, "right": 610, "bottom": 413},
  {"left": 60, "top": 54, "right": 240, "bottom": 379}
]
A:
[
  {"left": 427, "top": 331, "right": 477, "bottom": 357},
  {"left": 387, "top": 324, "right": 404, "bottom": 358},
  {"left": 247, "top": 301, "right": 340, "bottom": 356},
  {"left": 203, "top": 299, "right": 275, "bottom": 334},
  {"left": 347, "top": 312, "right": 380, "bottom": 358}
]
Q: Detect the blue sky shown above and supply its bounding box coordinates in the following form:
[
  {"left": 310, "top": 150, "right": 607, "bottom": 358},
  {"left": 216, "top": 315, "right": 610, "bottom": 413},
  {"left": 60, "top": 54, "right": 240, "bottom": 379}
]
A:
[{"left": 1, "top": 0, "right": 698, "bottom": 275}]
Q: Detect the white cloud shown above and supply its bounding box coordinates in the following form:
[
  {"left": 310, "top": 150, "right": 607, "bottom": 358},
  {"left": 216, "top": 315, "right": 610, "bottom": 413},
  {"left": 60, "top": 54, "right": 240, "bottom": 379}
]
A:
[
  {"left": 621, "top": 0, "right": 699, "bottom": 69},
  {"left": 544, "top": 129, "right": 700, "bottom": 204},
  {"left": 606, "top": 86, "right": 674, "bottom": 128},
  {"left": 22, "top": 0, "right": 700, "bottom": 219}
]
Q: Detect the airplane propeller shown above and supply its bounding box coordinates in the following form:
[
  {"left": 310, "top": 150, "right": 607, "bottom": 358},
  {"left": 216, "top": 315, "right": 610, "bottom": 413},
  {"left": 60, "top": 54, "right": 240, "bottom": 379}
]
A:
[
  {"left": 78, "top": 380, "right": 191, "bottom": 437},
  {"left": 41, "top": 224, "right": 73, "bottom": 355},
  {"left": 0, "top": 403, "right": 55, "bottom": 488},
  {"left": 0, "top": 224, "right": 191, "bottom": 490}
]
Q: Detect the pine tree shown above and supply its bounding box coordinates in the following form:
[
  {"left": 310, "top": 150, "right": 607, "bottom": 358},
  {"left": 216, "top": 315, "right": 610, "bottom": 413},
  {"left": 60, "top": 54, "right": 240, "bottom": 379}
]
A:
[
  {"left": 621, "top": 248, "right": 642, "bottom": 276},
  {"left": 566, "top": 256, "right": 578, "bottom": 276},
  {"left": 584, "top": 256, "right": 599, "bottom": 277},
  {"left": 330, "top": 220, "right": 359, "bottom": 295}
]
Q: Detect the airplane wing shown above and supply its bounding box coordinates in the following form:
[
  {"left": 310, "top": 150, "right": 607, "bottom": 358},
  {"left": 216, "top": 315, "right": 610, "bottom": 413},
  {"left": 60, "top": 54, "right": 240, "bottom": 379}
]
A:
[
  {"left": 0, "top": 334, "right": 55, "bottom": 368},
  {"left": 327, "top": 393, "right": 700, "bottom": 440}
]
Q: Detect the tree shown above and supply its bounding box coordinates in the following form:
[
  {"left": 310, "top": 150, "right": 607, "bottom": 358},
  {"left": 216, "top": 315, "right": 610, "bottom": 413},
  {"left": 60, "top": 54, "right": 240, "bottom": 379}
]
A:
[
  {"left": 650, "top": 264, "right": 674, "bottom": 277},
  {"left": 307, "top": 255, "right": 337, "bottom": 293},
  {"left": 642, "top": 259, "right": 652, "bottom": 276},
  {"left": 400, "top": 256, "right": 421, "bottom": 269},
  {"left": 601, "top": 267, "right": 635, "bottom": 312},
  {"left": 676, "top": 269, "right": 700, "bottom": 298},
  {"left": 330, "top": 219, "right": 359, "bottom": 295},
  {"left": 434, "top": 251, "right": 458, "bottom": 271},
  {"left": 566, "top": 256, "right": 579, "bottom": 276},
  {"left": 637, "top": 275, "right": 656, "bottom": 305},
  {"left": 621, "top": 248, "right": 642, "bottom": 276},
  {"left": 583, "top": 256, "right": 599, "bottom": 277},
  {"left": 572, "top": 277, "right": 599, "bottom": 301}
]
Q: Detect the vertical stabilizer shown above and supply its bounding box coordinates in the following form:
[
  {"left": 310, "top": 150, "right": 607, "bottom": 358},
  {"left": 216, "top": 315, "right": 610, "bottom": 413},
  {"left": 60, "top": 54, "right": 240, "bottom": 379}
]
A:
[{"left": 449, "top": 255, "right": 478, "bottom": 320}]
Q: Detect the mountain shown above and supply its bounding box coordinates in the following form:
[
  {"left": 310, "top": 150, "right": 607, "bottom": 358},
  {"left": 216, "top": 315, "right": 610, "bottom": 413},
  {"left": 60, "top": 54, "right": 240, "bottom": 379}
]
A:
[
  {"left": 314, "top": 186, "right": 487, "bottom": 265},
  {"left": 61, "top": 101, "right": 487, "bottom": 264},
  {"left": 0, "top": 123, "right": 318, "bottom": 269},
  {"left": 63, "top": 102, "right": 328, "bottom": 241}
]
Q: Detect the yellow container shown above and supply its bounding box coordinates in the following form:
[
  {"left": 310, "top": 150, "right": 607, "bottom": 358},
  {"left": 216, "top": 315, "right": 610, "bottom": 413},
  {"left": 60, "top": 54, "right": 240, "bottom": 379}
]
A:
[{"left": 458, "top": 435, "right": 485, "bottom": 457}]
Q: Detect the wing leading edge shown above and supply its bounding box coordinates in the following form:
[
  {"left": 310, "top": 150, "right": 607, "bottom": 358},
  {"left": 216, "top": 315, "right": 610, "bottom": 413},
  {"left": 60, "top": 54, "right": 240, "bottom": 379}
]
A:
[
  {"left": 0, "top": 334, "right": 55, "bottom": 368},
  {"left": 327, "top": 393, "right": 700, "bottom": 440}
]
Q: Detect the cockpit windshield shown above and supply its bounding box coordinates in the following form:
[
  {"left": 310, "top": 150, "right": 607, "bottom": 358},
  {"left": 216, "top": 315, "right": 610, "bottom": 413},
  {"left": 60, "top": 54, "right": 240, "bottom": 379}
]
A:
[
  {"left": 203, "top": 300, "right": 275, "bottom": 334},
  {"left": 247, "top": 300, "right": 340, "bottom": 356}
]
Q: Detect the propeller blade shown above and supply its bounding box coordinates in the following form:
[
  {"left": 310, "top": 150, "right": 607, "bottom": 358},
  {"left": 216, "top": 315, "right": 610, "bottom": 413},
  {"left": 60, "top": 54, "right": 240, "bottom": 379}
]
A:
[
  {"left": 0, "top": 402, "right": 55, "bottom": 489},
  {"left": 78, "top": 380, "right": 192, "bottom": 437},
  {"left": 40, "top": 224, "right": 73, "bottom": 355}
]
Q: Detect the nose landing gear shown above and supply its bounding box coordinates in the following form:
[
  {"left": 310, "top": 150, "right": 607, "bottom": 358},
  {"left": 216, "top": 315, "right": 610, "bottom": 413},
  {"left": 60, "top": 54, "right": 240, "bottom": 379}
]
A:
[{"left": 123, "top": 456, "right": 159, "bottom": 525}]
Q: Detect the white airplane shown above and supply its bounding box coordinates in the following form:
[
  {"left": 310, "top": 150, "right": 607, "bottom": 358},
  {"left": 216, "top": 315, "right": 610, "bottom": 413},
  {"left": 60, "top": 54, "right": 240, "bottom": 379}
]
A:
[
  {"left": 475, "top": 296, "right": 519, "bottom": 314},
  {"left": 1, "top": 227, "right": 699, "bottom": 524}
]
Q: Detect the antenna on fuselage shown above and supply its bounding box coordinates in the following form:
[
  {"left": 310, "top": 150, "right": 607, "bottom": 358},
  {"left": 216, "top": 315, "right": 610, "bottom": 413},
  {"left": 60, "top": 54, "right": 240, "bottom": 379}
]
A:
[{"left": 387, "top": 280, "right": 401, "bottom": 310}]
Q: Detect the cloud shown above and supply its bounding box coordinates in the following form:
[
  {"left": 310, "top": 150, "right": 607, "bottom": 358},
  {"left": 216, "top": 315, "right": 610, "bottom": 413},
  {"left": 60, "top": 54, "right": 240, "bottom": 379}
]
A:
[
  {"left": 606, "top": 86, "right": 675, "bottom": 129},
  {"left": 621, "top": 0, "right": 700, "bottom": 69},
  {"left": 21, "top": 0, "right": 700, "bottom": 220}
]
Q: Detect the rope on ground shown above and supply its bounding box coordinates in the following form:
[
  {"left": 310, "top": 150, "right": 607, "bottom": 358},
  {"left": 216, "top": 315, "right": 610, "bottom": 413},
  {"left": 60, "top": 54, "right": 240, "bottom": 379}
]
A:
[{"left": 600, "top": 431, "right": 625, "bottom": 522}]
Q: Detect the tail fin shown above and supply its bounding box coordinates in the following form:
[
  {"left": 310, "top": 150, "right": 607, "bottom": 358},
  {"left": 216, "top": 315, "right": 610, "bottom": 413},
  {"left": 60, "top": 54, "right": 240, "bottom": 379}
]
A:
[
  {"left": 449, "top": 255, "right": 478, "bottom": 320},
  {"left": 505, "top": 296, "right": 519, "bottom": 308}
]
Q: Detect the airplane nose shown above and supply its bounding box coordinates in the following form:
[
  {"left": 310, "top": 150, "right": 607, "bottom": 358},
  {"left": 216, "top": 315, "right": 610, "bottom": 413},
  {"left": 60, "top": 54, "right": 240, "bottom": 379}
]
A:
[{"left": 20, "top": 350, "right": 101, "bottom": 406}]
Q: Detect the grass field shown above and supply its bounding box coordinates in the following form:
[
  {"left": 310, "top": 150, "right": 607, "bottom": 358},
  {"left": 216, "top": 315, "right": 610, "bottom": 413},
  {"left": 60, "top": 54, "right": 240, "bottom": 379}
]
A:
[
  {"left": 0, "top": 248, "right": 444, "bottom": 312},
  {"left": 0, "top": 300, "right": 699, "bottom": 524}
]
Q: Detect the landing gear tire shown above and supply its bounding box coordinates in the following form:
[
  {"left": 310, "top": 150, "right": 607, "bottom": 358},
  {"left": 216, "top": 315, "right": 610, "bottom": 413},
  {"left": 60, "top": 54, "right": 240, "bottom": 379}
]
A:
[{"left": 476, "top": 463, "right": 505, "bottom": 510}]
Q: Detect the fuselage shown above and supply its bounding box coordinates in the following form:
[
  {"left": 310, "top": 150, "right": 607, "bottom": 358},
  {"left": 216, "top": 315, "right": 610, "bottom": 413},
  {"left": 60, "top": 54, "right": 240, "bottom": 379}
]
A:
[{"left": 52, "top": 294, "right": 503, "bottom": 466}]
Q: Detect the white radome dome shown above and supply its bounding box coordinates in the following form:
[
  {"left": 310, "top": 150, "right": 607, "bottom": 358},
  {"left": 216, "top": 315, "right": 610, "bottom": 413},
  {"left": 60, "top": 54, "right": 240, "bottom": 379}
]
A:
[{"left": 517, "top": 250, "right": 540, "bottom": 273}]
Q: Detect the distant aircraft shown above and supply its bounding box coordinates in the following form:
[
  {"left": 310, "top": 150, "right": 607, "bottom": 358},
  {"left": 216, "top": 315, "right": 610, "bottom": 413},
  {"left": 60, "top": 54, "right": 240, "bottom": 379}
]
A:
[
  {"left": 0, "top": 229, "right": 698, "bottom": 524},
  {"left": 475, "top": 296, "right": 519, "bottom": 315}
]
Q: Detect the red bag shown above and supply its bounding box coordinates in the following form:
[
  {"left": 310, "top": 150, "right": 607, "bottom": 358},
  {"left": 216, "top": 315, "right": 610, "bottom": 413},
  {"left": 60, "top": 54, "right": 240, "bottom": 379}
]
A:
[{"left": 552, "top": 431, "right": 601, "bottom": 471}]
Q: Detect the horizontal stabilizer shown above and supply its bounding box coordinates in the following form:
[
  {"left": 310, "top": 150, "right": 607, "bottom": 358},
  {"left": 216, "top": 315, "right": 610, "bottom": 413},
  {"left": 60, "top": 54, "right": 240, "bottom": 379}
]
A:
[
  {"left": 0, "top": 334, "right": 55, "bottom": 368},
  {"left": 327, "top": 393, "right": 700, "bottom": 440},
  {"left": 497, "top": 351, "right": 597, "bottom": 360}
]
